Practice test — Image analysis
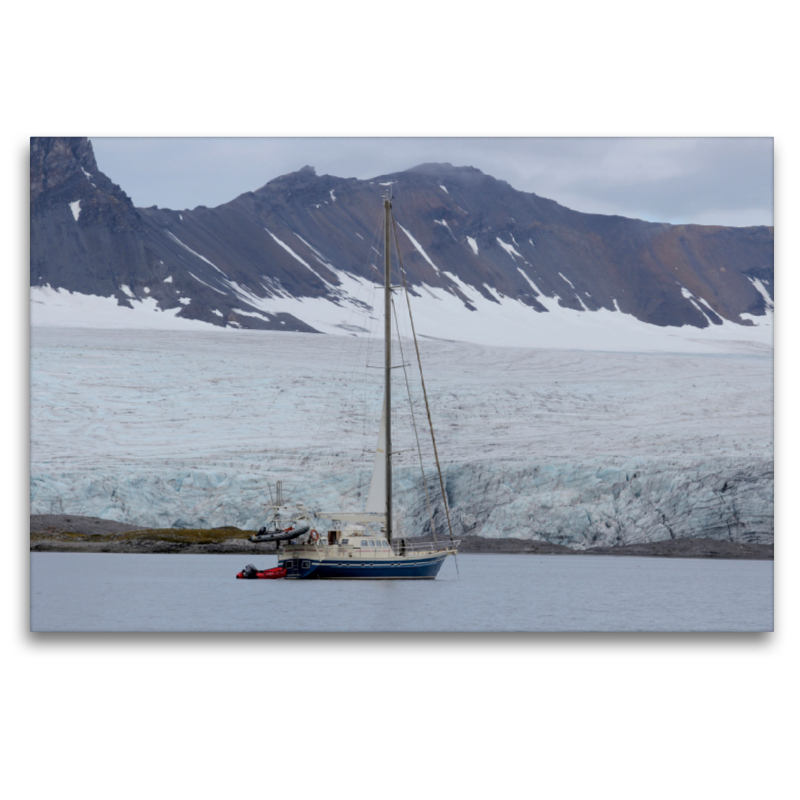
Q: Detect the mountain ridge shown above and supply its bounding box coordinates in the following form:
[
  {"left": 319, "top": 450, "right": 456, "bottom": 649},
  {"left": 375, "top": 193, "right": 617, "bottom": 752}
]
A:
[{"left": 30, "top": 137, "right": 774, "bottom": 343}]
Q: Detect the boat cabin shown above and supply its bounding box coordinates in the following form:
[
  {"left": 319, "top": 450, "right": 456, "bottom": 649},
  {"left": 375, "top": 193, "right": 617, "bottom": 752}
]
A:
[{"left": 284, "top": 525, "right": 398, "bottom": 559}]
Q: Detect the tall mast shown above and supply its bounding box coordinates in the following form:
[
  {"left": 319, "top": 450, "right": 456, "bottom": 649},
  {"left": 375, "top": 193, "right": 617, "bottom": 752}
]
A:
[{"left": 384, "top": 198, "right": 393, "bottom": 543}]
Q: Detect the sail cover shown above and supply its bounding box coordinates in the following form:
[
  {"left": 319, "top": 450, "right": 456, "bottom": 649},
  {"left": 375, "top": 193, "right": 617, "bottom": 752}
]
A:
[{"left": 365, "top": 395, "right": 387, "bottom": 513}]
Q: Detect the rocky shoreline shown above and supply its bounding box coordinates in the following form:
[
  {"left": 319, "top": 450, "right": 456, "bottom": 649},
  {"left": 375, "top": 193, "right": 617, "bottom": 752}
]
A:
[
  {"left": 30, "top": 514, "right": 773, "bottom": 560},
  {"left": 456, "top": 535, "right": 772, "bottom": 559}
]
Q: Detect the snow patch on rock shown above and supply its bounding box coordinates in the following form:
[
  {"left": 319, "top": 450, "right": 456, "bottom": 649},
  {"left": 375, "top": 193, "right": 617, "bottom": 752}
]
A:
[
  {"left": 496, "top": 237, "right": 523, "bottom": 260},
  {"left": 748, "top": 276, "right": 774, "bottom": 311},
  {"left": 397, "top": 223, "right": 441, "bottom": 274},
  {"left": 167, "top": 232, "right": 226, "bottom": 275},
  {"left": 265, "top": 229, "right": 330, "bottom": 283},
  {"left": 559, "top": 272, "right": 575, "bottom": 289},
  {"left": 29, "top": 288, "right": 216, "bottom": 330}
]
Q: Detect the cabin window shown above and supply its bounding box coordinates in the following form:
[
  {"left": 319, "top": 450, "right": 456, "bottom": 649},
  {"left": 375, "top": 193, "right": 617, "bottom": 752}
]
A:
[
  {"left": 341, "top": 539, "right": 349, "bottom": 545},
  {"left": 302, "top": 561, "right": 310, "bottom": 569}
]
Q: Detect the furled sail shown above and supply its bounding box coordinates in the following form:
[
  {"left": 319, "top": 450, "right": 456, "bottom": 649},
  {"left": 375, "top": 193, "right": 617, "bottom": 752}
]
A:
[{"left": 365, "top": 394, "right": 387, "bottom": 513}]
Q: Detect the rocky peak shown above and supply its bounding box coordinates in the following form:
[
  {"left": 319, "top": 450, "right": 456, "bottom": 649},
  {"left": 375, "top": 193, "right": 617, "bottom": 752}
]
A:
[
  {"left": 30, "top": 136, "right": 142, "bottom": 233},
  {"left": 406, "top": 162, "right": 486, "bottom": 178},
  {"left": 256, "top": 164, "right": 318, "bottom": 193},
  {"left": 30, "top": 137, "right": 98, "bottom": 208}
]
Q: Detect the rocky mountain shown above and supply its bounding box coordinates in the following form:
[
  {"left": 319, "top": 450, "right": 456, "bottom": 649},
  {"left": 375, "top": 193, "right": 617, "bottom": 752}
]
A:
[{"left": 30, "top": 137, "right": 774, "bottom": 336}]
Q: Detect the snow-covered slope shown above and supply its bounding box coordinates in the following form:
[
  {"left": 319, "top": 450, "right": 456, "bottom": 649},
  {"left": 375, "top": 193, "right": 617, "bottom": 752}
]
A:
[
  {"left": 30, "top": 270, "right": 773, "bottom": 353},
  {"left": 31, "top": 139, "right": 774, "bottom": 348},
  {"left": 30, "top": 328, "right": 773, "bottom": 546}
]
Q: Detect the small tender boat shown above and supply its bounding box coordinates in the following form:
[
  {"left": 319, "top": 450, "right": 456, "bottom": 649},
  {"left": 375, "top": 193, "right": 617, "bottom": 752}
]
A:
[
  {"left": 248, "top": 523, "right": 310, "bottom": 543},
  {"left": 236, "top": 565, "right": 287, "bottom": 580},
  {"left": 247, "top": 481, "right": 313, "bottom": 543}
]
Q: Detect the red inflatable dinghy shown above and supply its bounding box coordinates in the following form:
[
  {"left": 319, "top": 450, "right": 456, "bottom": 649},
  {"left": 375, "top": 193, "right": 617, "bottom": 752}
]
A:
[{"left": 236, "top": 565, "right": 286, "bottom": 580}]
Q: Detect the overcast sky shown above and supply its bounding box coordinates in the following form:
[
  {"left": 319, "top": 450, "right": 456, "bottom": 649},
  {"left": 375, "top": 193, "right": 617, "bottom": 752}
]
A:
[{"left": 91, "top": 137, "right": 773, "bottom": 228}]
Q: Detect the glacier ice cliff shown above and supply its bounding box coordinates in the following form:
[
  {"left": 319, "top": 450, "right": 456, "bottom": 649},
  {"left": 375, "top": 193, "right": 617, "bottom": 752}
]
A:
[
  {"left": 30, "top": 457, "right": 773, "bottom": 548},
  {"left": 30, "top": 328, "right": 773, "bottom": 548}
]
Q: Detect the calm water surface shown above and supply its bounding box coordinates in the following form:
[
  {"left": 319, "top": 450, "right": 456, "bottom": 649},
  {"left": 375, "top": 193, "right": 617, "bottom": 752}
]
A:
[{"left": 30, "top": 553, "right": 773, "bottom": 632}]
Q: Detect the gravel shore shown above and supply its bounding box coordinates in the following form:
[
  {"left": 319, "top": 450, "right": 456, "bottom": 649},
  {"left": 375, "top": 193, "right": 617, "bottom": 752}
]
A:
[
  {"left": 456, "top": 535, "right": 773, "bottom": 559},
  {"left": 30, "top": 515, "right": 773, "bottom": 560}
]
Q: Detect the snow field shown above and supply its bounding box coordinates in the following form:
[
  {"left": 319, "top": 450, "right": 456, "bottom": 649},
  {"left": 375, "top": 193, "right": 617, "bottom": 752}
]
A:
[{"left": 31, "top": 271, "right": 773, "bottom": 354}]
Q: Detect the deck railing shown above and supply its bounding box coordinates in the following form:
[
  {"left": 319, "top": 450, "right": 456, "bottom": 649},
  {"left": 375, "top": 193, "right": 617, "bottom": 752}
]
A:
[
  {"left": 285, "top": 539, "right": 460, "bottom": 556},
  {"left": 390, "top": 540, "right": 460, "bottom": 555}
]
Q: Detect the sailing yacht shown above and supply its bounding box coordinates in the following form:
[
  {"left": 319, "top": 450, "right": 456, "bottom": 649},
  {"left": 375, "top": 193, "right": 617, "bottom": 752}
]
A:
[{"left": 278, "top": 197, "right": 459, "bottom": 579}]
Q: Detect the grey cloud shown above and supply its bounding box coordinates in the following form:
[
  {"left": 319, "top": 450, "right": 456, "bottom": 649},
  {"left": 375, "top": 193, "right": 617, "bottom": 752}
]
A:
[{"left": 91, "top": 137, "right": 773, "bottom": 226}]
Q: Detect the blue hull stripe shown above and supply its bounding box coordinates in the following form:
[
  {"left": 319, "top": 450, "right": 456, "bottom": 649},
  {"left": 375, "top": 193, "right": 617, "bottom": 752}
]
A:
[{"left": 280, "top": 554, "right": 447, "bottom": 580}]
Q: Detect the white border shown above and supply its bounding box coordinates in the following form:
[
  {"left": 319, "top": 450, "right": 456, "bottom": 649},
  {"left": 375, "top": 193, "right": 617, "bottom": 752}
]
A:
[{"left": 6, "top": 4, "right": 794, "bottom": 797}]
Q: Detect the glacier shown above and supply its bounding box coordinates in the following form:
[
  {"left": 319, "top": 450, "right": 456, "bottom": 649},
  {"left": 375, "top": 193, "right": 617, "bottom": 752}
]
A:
[{"left": 30, "top": 327, "right": 773, "bottom": 547}]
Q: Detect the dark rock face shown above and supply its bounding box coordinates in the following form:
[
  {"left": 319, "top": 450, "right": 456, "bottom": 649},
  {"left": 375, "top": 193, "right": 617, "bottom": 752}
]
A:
[
  {"left": 29, "top": 137, "right": 317, "bottom": 331},
  {"left": 31, "top": 137, "right": 149, "bottom": 301},
  {"left": 30, "top": 140, "right": 774, "bottom": 331}
]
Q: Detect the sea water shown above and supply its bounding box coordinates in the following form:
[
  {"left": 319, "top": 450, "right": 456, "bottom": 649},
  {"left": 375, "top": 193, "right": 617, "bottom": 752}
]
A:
[{"left": 30, "top": 553, "right": 773, "bottom": 632}]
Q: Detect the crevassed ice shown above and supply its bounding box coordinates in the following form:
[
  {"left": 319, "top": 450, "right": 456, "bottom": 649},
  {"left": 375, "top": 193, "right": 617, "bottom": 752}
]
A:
[{"left": 30, "top": 327, "right": 773, "bottom": 543}]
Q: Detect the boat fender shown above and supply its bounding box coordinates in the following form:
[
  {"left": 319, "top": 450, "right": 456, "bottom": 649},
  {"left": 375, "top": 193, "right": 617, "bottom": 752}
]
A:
[{"left": 309, "top": 529, "right": 319, "bottom": 542}]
